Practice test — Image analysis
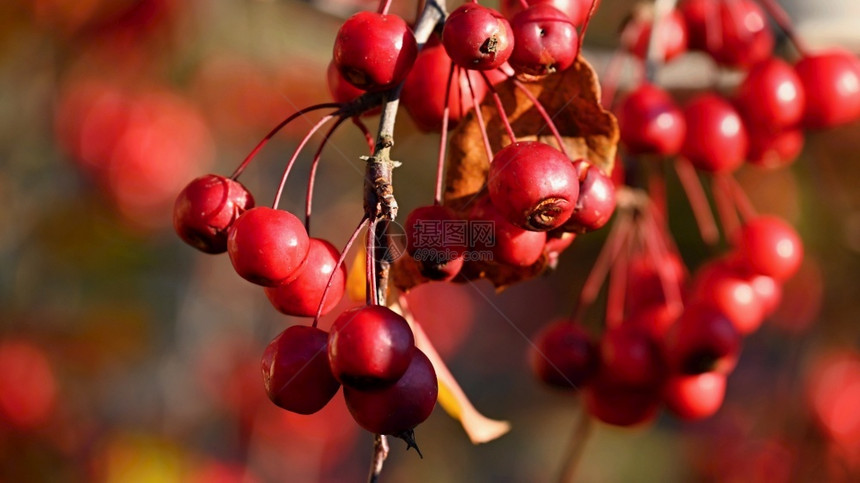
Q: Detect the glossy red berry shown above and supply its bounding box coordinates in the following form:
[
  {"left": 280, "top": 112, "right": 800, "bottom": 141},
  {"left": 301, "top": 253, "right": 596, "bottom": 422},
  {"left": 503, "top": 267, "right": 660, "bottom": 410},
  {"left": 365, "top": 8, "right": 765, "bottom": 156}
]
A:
[
  {"left": 600, "top": 325, "right": 664, "bottom": 387},
  {"left": 625, "top": 10, "right": 688, "bottom": 62},
  {"left": 616, "top": 83, "right": 686, "bottom": 157},
  {"left": 343, "top": 348, "right": 437, "bottom": 435},
  {"left": 750, "top": 273, "right": 782, "bottom": 317},
  {"left": 735, "top": 216, "right": 803, "bottom": 281},
  {"left": 500, "top": 0, "right": 589, "bottom": 26},
  {"left": 442, "top": 4, "right": 514, "bottom": 71},
  {"left": 681, "top": 93, "right": 748, "bottom": 173},
  {"left": 680, "top": 0, "right": 773, "bottom": 67},
  {"left": 469, "top": 198, "right": 547, "bottom": 267},
  {"left": 332, "top": 12, "right": 418, "bottom": 91},
  {"left": 328, "top": 305, "right": 415, "bottom": 388},
  {"left": 691, "top": 259, "right": 765, "bottom": 335},
  {"left": 227, "top": 207, "right": 310, "bottom": 287},
  {"left": 405, "top": 205, "right": 466, "bottom": 282},
  {"left": 261, "top": 325, "right": 341, "bottom": 415},
  {"left": 264, "top": 238, "right": 346, "bottom": 317},
  {"left": 663, "top": 372, "right": 726, "bottom": 420},
  {"left": 795, "top": 50, "right": 860, "bottom": 129},
  {"left": 508, "top": 4, "right": 578, "bottom": 77},
  {"left": 746, "top": 128, "right": 804, "bottom": 169},
  {"left": 736, "top": 58, "right": 805, "bottom": 132},
  {"left": 488, "top": 141, "right": 579, "bottom": 231},
  {"left": 174, "top": 174, "right": 254, "bottom": 254},
  {"left": 665, "top": 304, "right": 741, "bottom": 375},
  {"left": 401, "top": 44, "right": 487, "bottom": 132},
  {"left": 529, "top": 320, "right": 599, "bottom": 389},
  {"left": 563, "top": 160, "right": 616, "bottom": 233}
]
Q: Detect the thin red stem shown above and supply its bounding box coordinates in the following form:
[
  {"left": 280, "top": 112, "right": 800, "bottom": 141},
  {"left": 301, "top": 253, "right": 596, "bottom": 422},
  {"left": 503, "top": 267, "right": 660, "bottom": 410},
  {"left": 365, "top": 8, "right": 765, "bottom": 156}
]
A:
[
  {"left": 711, "top": 175, "right": 741, "bottom": 241},
  {"left": 727, "top": 176, "right": 758, "bottom": 222},
  {"left": 272, "top": 114, "right": 335, "bottom": 209},
  {"left": 230, "top": 103, "right": 340, "bottom": 180},
  {"left": 305, "top": 116, "right": 347, "bottom": 232},
  {"left": 435, "top": 63, "right": 456, "bottom": 206},
  {"left": 606, "top": 226, "right": 631, "bottom": 328},
  {"left": 510, "top": 77, "right": 570, "bottom": 158},
  {"left": 478, "top": 74, "right": 516, "bottom": 144},
  {"left": 466, "top": 71, "right": 494, "bottom": 163},
  {"left": 674, "top": 159, "right": 719, "bottom": 245},
  {"left": 367, "top": 218, "right": 379, "bottom": 306},
  {"left": 314, "top": 216, "right": 370, "bottom": 327},
  {"left": 353, "top": 117, "right": 375, "bottom": 154},
  {"left": 377, "top": 0, "right": 393, "bottom": 15},
  {"left": 642, "top": 206, "right": 684, "bottom": 314},
  {"left": 704, "top": 0, "right": 723, "bottom": 55},
  {"left": 517, "top": 0, "right": 530, "bottom": 9},
  {"left": 574, "top": 212, "right": 633, "bottom": 320},
  {"left": 755, "top": 0, "right": 809, "bottom": 56},
  {"left": 575, "top": 0, "right": 602, "bottom": 58}
]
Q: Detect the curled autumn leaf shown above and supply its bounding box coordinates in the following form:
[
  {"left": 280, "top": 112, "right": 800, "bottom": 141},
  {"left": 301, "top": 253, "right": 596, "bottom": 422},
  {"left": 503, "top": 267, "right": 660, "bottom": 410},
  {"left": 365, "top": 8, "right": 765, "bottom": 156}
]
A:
[{"left": 394, "top": 56, "right": 618, "bottom": 291}]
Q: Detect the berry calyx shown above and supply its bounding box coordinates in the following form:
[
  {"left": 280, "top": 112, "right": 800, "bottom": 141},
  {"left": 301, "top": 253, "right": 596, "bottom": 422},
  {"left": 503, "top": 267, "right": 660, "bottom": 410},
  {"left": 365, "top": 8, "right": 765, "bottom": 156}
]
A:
[
  {"left": 529, "top": 320, "right": 599, "bottom": 389},
  {"left": 442, "top": 4, "right": 514, "bottom": 71},
  {"left": 508, "top": 4, "right": 578, "bottom": 77},
  {"left": 173, "top": 174, "right": 254, "bottom": 254},
  {"left": 681, "top": 94, "right": 748, "bottom": 173},
  {"left": 226, "top": 207, "right": 310, "bottom": 287},
  {"left": 332, "top": 12, "right": 418, "bottom": 91},
  {"left": 328, "top": 305, "right": 415, "bottom": 388},
  {"left": 261, "top": 325, "right": 341, "bottom": 415},
  {"left": 488, "top": 141, "right": 579, "bottom": 231},
  {"left": 343, "top": 348, "right": 438, "bottom": 435},
  {"left": 264, "top": 237, "right": 347, "bottom": 317}
]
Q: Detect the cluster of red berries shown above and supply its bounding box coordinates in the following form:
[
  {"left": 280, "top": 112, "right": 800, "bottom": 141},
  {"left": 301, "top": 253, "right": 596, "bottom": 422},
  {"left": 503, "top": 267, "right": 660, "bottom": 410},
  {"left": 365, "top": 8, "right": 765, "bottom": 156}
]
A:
[{"left": 615, "top": 0, "right": 860, "bottom": 171}]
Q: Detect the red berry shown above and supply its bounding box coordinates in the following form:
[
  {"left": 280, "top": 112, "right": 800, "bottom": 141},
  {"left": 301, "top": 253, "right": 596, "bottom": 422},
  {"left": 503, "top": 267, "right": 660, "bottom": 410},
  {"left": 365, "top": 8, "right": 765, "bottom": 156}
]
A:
[
  {"left": 264, "top": 238, "right": 346, "bottom": 317},
  {"left": 746, "top": 128, "right": 804, "bottom": 169},
  {"left": 500, "top": 0, "right": 589, "bottom": 26},
  {"left": 469, "top": 198, "right": 547, "bottom": 267},
  {"left": 627, "top": 303, "right": 682, "bottom": 341},
  {"left": 261, "top": 325, "right": 341, "bottom": 415},
  {"left": 626, "top": 252, "right": 687, "bottom": 314},
  {"left": 735, "top": 58, "right": 805, "bottom": 132},
  {"left": 174, "top": 174, "right": 255, "bottom": 254},
  {"left": 0, "top": 340, "right": 57, "bottom": 429},
  {"left": 600, "top": 325, "right": 664, "bottom": 387},
  {"left": 226, "top": 207, "right": 310, "bottom": 287},
  {"left": 750, "top": 273, "right": 782, "bottom": 317},
  {"left": 529, "top": 320, "right": 599, "bottom": 389},
  {"left": 401, "top": 44, "right": 487, "bottom": 132},
  {"left": 328, "top": 305, "right": 415, "bottom": 388},
  {"left": 680, "top": 0, "right": 773, "bottom": 67},
  {"left": 735, "top": 216, "right": 803, "bottom": 281},
  {"left": 616, "top": 83, "right": 686, "bottom": 156},
  {"left": 806, "top": 351, "right": 860, "bottom": 445},
  {"left": 343, "top": 348, "right": 437, "bottom": 435},
  {"left": 665, "top": 304, "right": 741, "bottom": 375},
  {"left": 795, "top": 50, "right": 860, "bottom": 129},
  {"left": 563, "top": 160, "right": 616, "bottom": 233},
  {"left": 663, "top": 372, "right": 726, "bottom": 420},
  {"left": 442, "top": 4, "right": 514, "bottom": 71},
  {"left": 681, "top": 93, "right": 748, "bottom": 173},
  {"left": 488, "top": 141, "right": 579, "bottom": 231},
  {"left": 508, "top": 4, "right": 579, "bottom": 77},
  {"left": 691, "top": 259, "right": 766, "bottom": 335},
  {"left": 405, "top": 205, "right": 466, "bottom": 282},
  {"left": 625, "top": 10, "right": 688, "bottom": 62},
  {"left": 583, "top": 373, "right": 661, "bottom": 427},
  {"left": 332, "top": 12, "right": 418, "bottom": 91}
]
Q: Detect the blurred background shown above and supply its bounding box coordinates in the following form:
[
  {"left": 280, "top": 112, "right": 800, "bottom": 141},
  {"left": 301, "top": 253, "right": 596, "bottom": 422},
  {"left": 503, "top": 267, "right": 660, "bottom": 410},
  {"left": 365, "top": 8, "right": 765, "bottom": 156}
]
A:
[{"left": 2, "top": 0, "right": 860, "bottom": 481}]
